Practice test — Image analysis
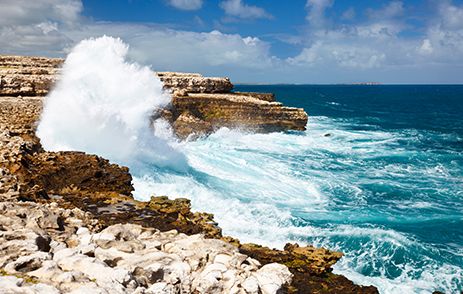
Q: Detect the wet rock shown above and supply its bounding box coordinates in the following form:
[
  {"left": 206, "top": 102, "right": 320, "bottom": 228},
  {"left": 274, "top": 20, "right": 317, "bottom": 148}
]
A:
[
  {"left": 172, "top": 112, "right": 213, "bottom": 139},
  {"left": 171, "top": 93, "right": 308, "bottom": 137},
  {"left": 0, "top": 55, "right": 379, "bottom": 293}
]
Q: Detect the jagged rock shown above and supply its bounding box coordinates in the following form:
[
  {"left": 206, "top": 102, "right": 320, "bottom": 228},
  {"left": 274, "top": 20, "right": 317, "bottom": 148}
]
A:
[
  {"left": 15, "top": 151, "right": 134, "bottom": 200},
  {"left": 236, "top": 241, "right": 378, "bottom": 293},
  {"left": 173, "top": 111, "right": 213, "bottom": 139},
  {"left": 0, "top": 201, "right": 292, "bottom": 293},
  {"left": 234, "top": 92, "right": 275, "bottom": 102}
]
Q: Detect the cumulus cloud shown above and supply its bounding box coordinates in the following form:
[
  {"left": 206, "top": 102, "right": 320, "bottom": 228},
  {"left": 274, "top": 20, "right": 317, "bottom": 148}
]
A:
[
  {"left": 0, "top": 0, "right": 82, "bottom": 26},
  {"left": 166, "top": 0, "right": 203, "bottom": 11},
  {"left": 416, "top": 1, "right": 463, "bottom": 63},
  {"left": 291, "top": 0, "right": 414, "bottom": 70},
  {"left": 288, "top": 41, "right": 386, "bottom": 69},
  {"left": 0, "top": 0, "right": 81, "bottom": 56},
  {"left": 1, "top": 0, "right": 463, "bottom": 83},
  {"left": 220, "top": 0, "right": 272, "bottom": 19},
  {"left": 80, "top": 26, "right": 276, "bottom": 70}
]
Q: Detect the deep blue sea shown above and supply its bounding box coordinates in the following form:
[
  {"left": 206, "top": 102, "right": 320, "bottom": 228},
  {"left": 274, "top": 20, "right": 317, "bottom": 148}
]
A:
[{"left": 133, "top": 85, "right": 463, "bottom": 293}]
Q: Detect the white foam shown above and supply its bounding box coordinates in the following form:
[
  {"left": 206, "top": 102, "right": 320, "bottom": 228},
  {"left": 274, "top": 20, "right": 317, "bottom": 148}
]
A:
[{"left": 37, "top": 36, "right": 187, "bottom": 171}]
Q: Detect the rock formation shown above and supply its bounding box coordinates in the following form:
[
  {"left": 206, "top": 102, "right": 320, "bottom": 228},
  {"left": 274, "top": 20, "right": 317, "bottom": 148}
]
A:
[
  {"left": 0, "top": 55, "right": 378, "bottom": 293},
  {"left": 0, "top": 201, "right": 293, "bottom": 293},
  {"left": 0, "top": 55, "right": 308, "bottom": 139}
]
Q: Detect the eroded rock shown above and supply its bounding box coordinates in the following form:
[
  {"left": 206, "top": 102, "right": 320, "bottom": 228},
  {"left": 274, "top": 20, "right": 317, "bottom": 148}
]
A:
[{"left": 0, "top": 201, "right": 292, "bottom": 293}]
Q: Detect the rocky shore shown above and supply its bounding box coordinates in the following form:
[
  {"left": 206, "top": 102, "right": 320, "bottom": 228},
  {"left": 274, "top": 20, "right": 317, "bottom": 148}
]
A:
[
  {"left": 0, "top": 55, "right": 308, "bottom": 139},
  {"left": 0, "top": 55, "right": 378, "bottom": 293}
]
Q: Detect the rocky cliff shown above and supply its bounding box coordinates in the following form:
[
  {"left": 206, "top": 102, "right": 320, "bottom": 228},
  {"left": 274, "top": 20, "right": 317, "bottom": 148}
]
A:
[
  {"left": 0, "top": 55, "right": 377, "bottom": 293},
  {"left": 0, "top": 55, "right": 308, "bottom": 139}
]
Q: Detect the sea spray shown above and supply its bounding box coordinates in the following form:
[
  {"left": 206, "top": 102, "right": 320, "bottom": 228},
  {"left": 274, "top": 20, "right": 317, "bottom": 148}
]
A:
[{"left": 37, "top": 36, "right": 187, "bottom": 171}]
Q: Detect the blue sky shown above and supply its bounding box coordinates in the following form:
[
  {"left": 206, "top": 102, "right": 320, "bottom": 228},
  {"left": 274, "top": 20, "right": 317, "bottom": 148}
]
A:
[{"left": 1, "top": 0, "right": 463, "bottom": 83}]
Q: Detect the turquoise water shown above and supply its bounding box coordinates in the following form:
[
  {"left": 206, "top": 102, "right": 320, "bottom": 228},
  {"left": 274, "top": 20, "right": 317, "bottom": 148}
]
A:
[{"left": 132, "top": 85, "right": 463, "bottom": 293}]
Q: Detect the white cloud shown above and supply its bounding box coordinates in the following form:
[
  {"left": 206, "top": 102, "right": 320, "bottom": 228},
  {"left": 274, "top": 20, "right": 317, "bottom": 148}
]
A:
[
  {"left": 0, "top": 0, "right": 81, "bottom": 56},
  {"left": 416, "top": 1, "right": 463, "bottom": 63},
  {"left": 366, "top": 1, "right": 404, "bottom": 20},
  {"left": 305, "top": 0, "right": 333, "bottom": 28},
  {"left": 0, "top": 0, "right": 82, "bottom": 26},
  {"left": 418, "top": 39, "right": 433, "bottom": 55},
  {"left": 1, "top": 0, "right": 463, "bottom": 83},
  {"left": 60, "top": 22, "right": 277, "bottom": 83},
  {"left": 166, "top": 0, "right": 203, "bottom": 11},
  {"left": 288, "top": 39, "right": 387, "bottom": 69},
  {"left": 220, "top": 0, "right": 272, "bottom": 19}
]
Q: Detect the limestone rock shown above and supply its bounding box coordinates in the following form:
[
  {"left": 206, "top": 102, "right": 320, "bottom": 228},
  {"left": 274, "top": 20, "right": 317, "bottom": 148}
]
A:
[
  {"left": 156, "top": 72, "right": 234, "bottom": 94},
  {"left": 233, "top": 92, "right": 275, "bottom": 102},
  {"left": 0, "top": 201, "right": 293, "bottom": 293},
  {"left": 0, "top": 55, "right": 309, "bottom": 139},
  {"left": 170, "top": 93, "right": 308, "bottom": 136},
  {"left": 0, "top": 55, "right": 378, "bottom": 293},
  {"left": 0, "top": 55, "right": 62, "bottom": 96},
  {"left": 172, "top": 111, "right": 213, "bottom": 139}
]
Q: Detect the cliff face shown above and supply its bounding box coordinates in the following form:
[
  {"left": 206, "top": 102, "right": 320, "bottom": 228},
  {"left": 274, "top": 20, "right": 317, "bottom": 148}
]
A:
[
  {"left": 0, "top": 55, "right": 308, "bottom": 139},
  {"left": 0, "top": 56, "right": 61, "bottom": 96},
  {"left": 157, "top": 72, "right": 308, "bottom": 139}
]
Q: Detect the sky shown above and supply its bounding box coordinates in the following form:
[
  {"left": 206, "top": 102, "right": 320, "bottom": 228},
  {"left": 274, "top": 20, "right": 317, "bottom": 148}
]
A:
[{"left": 1, "top": 0, "right": 463, "bottom": 84}]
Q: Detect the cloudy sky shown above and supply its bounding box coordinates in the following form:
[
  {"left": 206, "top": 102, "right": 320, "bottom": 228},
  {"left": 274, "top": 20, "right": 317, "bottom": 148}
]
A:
[{"left": 1, "top": 0, "right": 463, "bottom": 83}]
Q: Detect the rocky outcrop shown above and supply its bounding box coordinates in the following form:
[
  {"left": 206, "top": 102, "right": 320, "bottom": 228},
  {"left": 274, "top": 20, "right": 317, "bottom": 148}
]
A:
[
  {"left": 169, "top": 93, "right": 307, "bottom": 139},
  {"left": 0, "top": 95, "right": 377, "bottom": 294},
  {"left": 0, "top": 201, "right": 292, "bottom": 293},
  {"left": 0, "top": 55, "right": 308, "bottom": 139},
  {"left": 0, "top": 55, "right": 61, "bottom": 96}
]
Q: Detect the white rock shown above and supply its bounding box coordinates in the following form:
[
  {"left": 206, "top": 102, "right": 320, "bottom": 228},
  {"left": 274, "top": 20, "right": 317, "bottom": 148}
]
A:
[
  {"left": 242, "top": 276, "right": 260, "bottom": 294},
  {"left": 253, "top": 263, "right": 293, "bottom": 294},
  {"left": 146, "top": 282, "right": 176, "bottom": 294}
]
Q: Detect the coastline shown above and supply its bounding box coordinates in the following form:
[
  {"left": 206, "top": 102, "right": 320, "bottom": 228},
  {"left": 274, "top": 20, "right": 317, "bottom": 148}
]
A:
[{"left": 0, "top": 55, "right": 378, "bottom": 293}]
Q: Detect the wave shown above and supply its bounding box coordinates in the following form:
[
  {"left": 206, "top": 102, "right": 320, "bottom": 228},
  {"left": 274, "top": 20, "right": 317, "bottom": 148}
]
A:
[{"left": 37, "top": 36, "right": 188, "bottom": 171}]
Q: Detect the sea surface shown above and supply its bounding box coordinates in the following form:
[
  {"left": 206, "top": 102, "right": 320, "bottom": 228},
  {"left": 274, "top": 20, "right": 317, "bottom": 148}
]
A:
[{"left": 133, "top": 85, "right": 463, "bottom": 293}]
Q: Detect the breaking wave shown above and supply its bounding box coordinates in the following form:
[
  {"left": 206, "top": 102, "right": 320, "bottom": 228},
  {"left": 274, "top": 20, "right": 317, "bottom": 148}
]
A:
[{"left": 37, "top": 36, "right": 187, "bottom": 171}]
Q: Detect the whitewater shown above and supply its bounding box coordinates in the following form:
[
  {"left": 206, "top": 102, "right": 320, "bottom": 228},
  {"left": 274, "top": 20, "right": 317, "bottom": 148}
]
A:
[{"left": 37, "top": 37, "right": 463, "bottom": 293}]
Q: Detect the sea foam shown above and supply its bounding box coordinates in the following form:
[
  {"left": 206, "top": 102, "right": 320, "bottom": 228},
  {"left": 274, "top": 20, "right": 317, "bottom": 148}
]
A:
[{"left": 37, "top": 36, "right": 187, "bottom": 171}]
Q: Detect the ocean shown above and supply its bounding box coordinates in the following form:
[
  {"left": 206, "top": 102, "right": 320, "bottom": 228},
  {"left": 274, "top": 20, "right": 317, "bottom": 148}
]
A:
[
  {"left": 37, "top": 38, "right": 463, "bottom": 293},
  {"left": 134, "top": 85, "right": 463, "bottom": 293}
]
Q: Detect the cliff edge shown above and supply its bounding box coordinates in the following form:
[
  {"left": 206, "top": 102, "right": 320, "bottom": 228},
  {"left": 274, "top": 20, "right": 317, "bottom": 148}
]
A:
[{"left": 0, "top": 55, "right": 308, "bottom": 139}]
